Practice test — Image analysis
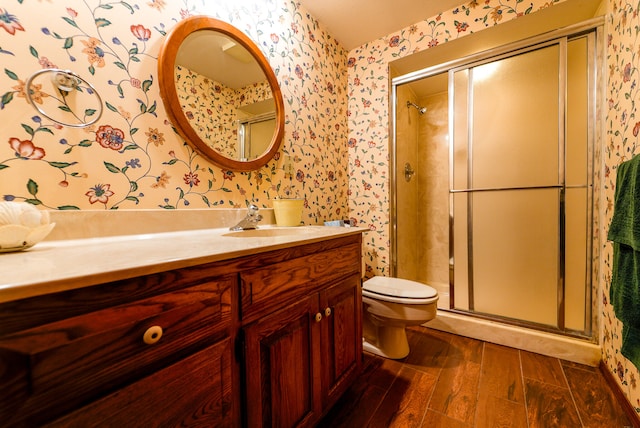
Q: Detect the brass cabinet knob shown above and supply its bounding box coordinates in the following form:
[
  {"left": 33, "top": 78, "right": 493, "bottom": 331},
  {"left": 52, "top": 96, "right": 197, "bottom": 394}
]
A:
[
  {"left": 324, "top": 307, "right": 332, "bottom": 317},
  {"left": 143, "top": 325, "right": 163, "bottom": 345},
  {"left": 314, "top": 312, "right": 323, "bottom": 322}
]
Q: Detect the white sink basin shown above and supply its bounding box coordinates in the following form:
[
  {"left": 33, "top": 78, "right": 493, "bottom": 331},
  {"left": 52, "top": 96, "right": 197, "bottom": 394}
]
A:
[{"left": 223, "top": 228, "right": 313, "bottom": 238}]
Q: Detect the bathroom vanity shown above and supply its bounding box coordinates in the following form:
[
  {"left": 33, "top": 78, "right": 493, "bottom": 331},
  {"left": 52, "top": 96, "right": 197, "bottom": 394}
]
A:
[{"left": 0, "top": 225, "right": 363, "bottom": 427}]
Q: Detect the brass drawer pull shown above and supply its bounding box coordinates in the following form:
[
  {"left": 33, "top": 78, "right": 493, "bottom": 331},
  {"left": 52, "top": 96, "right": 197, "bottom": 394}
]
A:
[
  {"left": 143, "top": 325, "right": 163, "bottom": 345},
  {"left": 324, "top": 307, "right": 332, "bottom": 317},
  {"left": 314, "top": 312, "right": 323, "bottom": 323}
]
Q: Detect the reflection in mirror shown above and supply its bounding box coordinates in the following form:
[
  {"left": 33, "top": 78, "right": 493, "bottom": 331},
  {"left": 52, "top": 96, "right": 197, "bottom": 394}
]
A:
[
  {"left": 158, "top": 16, "right": 284, "bottom": 171},
  {"left": 238, "top": 111, "right": 276, "bottom": 161},
  {"left": 174, "top": 31, "right": 276, "bottom": 161}
]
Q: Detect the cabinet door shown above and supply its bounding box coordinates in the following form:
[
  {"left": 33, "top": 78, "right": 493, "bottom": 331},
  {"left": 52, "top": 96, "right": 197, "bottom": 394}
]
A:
[
  {"left": 46, "top": 338, "right": 233, "bottom": 427},
  {"left": 243, "top": 295, "right": 322, "bottom": 428},
  {"left": 319, "top": 274, "right": 362, "bottom": 408}
]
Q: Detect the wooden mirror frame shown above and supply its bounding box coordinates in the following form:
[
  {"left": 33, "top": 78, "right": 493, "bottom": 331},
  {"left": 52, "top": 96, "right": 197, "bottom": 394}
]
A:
[{"left": 157, "top": 16, "right": 285, "bottom": 171}]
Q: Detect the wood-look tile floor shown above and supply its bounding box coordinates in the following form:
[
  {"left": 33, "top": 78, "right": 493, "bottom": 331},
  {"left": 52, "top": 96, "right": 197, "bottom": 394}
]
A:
[{"left": 319, "top": 326, "right": 634, "bottom": 428}]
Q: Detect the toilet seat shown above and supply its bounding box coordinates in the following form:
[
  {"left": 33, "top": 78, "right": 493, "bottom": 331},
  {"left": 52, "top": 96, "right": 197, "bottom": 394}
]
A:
[{"left": 363, "top": 276, "right": 438, "bottom": 305}]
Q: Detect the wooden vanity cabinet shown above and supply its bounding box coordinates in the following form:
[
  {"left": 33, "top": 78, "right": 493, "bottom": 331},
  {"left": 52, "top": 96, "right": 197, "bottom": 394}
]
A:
[
  {"left": 0, "top": 232, "right": 362, "bottom": 427},
  {"left": 240, "top": 237, "right": 363, "bottom": 428}
]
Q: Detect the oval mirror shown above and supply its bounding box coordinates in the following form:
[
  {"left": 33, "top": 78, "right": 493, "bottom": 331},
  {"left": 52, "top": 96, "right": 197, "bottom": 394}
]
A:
[{"left": 158, "top": 16, "right": 284, "bottom": 171}]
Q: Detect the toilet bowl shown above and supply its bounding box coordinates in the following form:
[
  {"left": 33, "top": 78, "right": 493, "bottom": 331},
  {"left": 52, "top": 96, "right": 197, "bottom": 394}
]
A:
[{"left": 362, "top": 276, "right": 438, "bottom": 359}]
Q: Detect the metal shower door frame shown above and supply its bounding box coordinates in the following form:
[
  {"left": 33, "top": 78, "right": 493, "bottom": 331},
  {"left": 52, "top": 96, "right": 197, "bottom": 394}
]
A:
[{"left": 390, "top": 18, "right": 603, "bottom": 338}]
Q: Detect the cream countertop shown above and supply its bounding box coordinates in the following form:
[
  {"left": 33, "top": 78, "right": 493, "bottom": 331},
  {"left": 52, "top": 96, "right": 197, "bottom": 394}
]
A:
[{"left": 0, "top": 225, "right": 365, "bottom": 304}]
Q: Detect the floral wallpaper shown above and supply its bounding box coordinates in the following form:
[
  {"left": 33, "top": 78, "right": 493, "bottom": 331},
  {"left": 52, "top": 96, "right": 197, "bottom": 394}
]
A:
[
  {"left": 602, "top": 0, "right": 640, "bottom": 414},
  {"left": 0, "top": 0, "right": 349, "bottom": 221},
  {"left": 175, "top": 65, "right": 239, "bottom": 159},
  {"left": 175, "top": 65, "right": 273, "bottom": 160}
]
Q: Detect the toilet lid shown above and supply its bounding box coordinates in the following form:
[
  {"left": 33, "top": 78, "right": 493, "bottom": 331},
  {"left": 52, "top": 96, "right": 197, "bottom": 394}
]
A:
[{"left": 363, "top": 276, "right": 438, "bottom": 299}]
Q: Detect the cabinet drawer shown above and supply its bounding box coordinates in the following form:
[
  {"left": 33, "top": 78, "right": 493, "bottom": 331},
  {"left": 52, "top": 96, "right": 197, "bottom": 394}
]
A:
[
  {"left": 46, "top": 338, "right": 233, "bottom": 427},
  {"left": 0, "top": 276, "right": 233, "bottom": 426},
  {"left": 239, "top": 242, "right": 361, "bottom": 322}
]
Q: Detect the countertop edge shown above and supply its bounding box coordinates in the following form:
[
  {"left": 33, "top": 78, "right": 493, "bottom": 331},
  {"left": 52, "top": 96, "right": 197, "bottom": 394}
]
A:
[{"left": 0, "top": 226, "right": 366, "bottom": 304}]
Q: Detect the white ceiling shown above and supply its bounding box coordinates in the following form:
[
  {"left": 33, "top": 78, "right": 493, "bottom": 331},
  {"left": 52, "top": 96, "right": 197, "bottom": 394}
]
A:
[{"left": 298, "top": 0, "right": 466, "bottom": 51}]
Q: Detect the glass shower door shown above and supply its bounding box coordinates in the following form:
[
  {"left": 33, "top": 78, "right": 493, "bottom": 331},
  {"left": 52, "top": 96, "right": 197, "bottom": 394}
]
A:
[{"left": 451, "top": 36, "right": 592, "bottom": 332}]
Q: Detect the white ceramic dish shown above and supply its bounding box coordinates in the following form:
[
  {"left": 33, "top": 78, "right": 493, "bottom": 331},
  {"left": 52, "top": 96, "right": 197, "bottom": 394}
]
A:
[{"left": 0, "top": 202, "right": 55, "bottom": 252}]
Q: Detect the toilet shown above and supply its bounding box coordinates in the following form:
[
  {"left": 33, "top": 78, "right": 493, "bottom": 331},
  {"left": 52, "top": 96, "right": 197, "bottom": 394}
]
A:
[{"left": 362, "top": 276, "right": 439, "bottom": 359}]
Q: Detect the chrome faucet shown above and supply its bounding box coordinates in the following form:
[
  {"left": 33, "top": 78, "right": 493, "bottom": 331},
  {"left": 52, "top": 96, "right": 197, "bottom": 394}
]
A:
[{"left": 230, "top": 204, "right": 263, "bottom": 231}]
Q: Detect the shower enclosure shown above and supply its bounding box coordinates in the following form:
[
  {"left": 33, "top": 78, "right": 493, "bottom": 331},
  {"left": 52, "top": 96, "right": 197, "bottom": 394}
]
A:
[{"left": 390, "top": 20, "right": 602, "bottom": 338}]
